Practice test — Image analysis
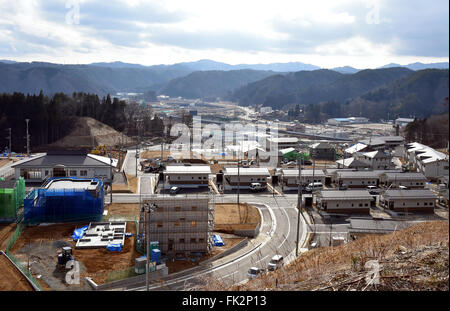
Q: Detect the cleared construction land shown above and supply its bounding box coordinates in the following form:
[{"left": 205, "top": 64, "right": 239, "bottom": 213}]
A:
[
  {"left": 0, "top": 253, "right": 34, "bottom": 291},
  {"left": 6, "top": 202, "right": 262, "bottom": 289}
]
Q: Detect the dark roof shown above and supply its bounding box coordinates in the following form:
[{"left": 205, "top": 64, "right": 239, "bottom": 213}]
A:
[
  {"left": 12, "top": 154, "right": 110, "bottom": 168},
  {"left": 382, "top": 189, "right": 437, "bottom": 200}
]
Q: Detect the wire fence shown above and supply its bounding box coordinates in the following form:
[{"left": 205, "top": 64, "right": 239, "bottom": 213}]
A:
[{"left": 4, "top": 221, "right": 44, "bottom": 291}]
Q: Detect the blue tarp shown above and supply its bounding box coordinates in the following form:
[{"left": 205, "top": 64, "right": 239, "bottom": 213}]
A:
[
  {"left": 125, "top": 233, "right": 133, "bottom": 237},
  {"left": 213, "top": 234, "right": 225, "bottom": 246},
  {"left": 72, "top": 225, "right": 89, "bottom": 241},
  {"left": 106, "top": 243, "right": 123, "bottom": 252}
]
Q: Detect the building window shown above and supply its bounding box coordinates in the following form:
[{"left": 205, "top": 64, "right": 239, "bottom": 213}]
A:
[
  {"left": 80, "top": 170, "right": 87, "bottom": 176},
  {"left": 174, "top": 221, "right": 180, "bottom": 227},
  {"left": 364, "top": 203, "right": 368, "bottom": 207},
  {"left": 70, "top": 170, "right": 77, "bottom": 176},
  {"left": 180, "top": 238, "right": 185, "bottom": 243},
  {"left": 190, "top": 238, "right": 196, "bottom": 243},
  {"left": 44, "top": 170, "right": 49, "bottom": 176},
  {"left": 157, "top": 222, "right": 163, "bottom": 228},
  {"left": 180, "top": 217, "right": 186, "bottom": 222},
  {"left": 336, "top": 204, "right": 339, "bottom": 207},
  {"left": 424, "top": 202, "right": 427, "bottom": 206},
  {"left": 359, "top": 203, "right": 363, "bottom": 207},
  {"left": 175, "top": 206, "right": 181, "bottom": 211},
  {"left": 191, "top": 221, "right": 196, "bottom": 227},
  {"left": 199, "top": 238, "right": 205, "bottom": 243},
  {"left": 192, "top": 206, "right": 197, "bottom": 211}
]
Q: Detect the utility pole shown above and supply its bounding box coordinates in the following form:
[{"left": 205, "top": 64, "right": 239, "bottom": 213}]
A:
[
  {"left": 109, "top": 152, "right": 113, "bottom": 203},
  {"left": 145, "top": 202, "right": 156, "bottom": 291},
  {"left": 312, "top": 157, "right": 316, "bottom": 209},
  {"left": 295, "top": 156, "right": 302, "bottom": 257},
  {"left": 6, "top": 128, "right": 11, "bottom": 154},
  {"left": 25, "top": 119, "right": 30, "bottom": 156}
]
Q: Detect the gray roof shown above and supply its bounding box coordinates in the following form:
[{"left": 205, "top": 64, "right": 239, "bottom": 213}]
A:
[
  {"left": 382, "top": 189, "right": 437, "bottom": 200},
  {"left": 281, "top": 169, "right": 325, "bottom": 177},
  {"left": 359, "top": 136, "right": 404, "bottom": 146},
  {"left": 337, "top": 171, "right": 379, "bottom": 179},
  {"left": 11, "top": 154, "right": 111, "bottom": 168},
  {"left": 382, "top": 172, "right": 427, "bottom": 181},
  {"left": 318, "top": 190, "right": 373, "bottom": 200},
  {"left": 310, "top": 142, "right": 333, "bottom": 149},
  {"left": 224, "top": 167, "right": 270, "bottom": 176},
  {"left": 349, "top": 218, "right": 423, "bottom": 233}
]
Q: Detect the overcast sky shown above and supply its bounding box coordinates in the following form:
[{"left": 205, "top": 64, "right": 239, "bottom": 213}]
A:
[{"left": 0, "top": 0, "right": 448, "bottom": 68}]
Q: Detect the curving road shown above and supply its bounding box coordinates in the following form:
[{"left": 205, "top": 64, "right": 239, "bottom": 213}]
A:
[{"left": 109, "top": 193, "right": 308, "bottom": 291}]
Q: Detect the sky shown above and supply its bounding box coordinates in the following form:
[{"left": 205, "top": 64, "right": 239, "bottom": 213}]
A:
[{"left": 0, "top": 0, "right": 448, "bottom": 68}]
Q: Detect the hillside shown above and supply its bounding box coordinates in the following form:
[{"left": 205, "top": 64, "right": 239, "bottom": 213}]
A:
[
  {"left": 357, "top": 69, "right": 449, "bottom": 118},
  {"left": 230, "top": 67, "right": 412, "bottom": 109},
  {"left": 201, "top": 221, "right": 448, "bottom": 291},
  {"left": 157, "top": 69, "right": 275, "bottom": 99},
  {"left": 0, "top": 62, "right": 191, "bottom": 96},
  {"left": 46, "top": 117, "right": 133, "bottom": 150}
]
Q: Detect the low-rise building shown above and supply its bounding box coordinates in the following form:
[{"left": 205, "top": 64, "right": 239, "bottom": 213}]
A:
[
  {"left": 11, "top": 150, "right": 116, "bottom": 184},
  {"left": 309, "top": 142, "right": 335, "bottom": 160},
  {"left": 379, "top": 172, "right": 427, "bottom": 188},
  {"left": 336, "top": 171, "right": 379, "bottom": 188},
  {"left": 404, "top": 142, "right": 449, "bottom": 180},
  {"left": 355, "top": 150, "right": 394, "bottom": 170},
  {"left": 380, "top": 189, "right": 436, "bottom": 213},
  {"left": 359, "top": 136, "right": 404, "bottom": 151},
  {"left": 317, "top": 190, "right": 373, "bottom": 214},
  {"left": 223, "top": 167, "right": 270, "bottom": 190},
  {"left": 266, "top": 137, "right": 299, "bottom": 151},
  {"left": 280, "top": 169, "right": 325, "bottom": 190},
  {"left": 163, "top": 165, "right": 211, "bottom": 189},
  {"left": 336, "top": 157, "right": 371, "bottom": 170}
]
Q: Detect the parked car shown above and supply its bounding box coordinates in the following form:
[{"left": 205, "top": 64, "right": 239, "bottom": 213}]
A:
[
  {"left": 339, "top": 184, "right": 348, "bottom": 190},
  {"left": 267, "top": 255, "right": 284, "bottom": 271},
  {"left": 306, "top": 182, "right": 323, "bottom": 192},
  {"left": 247, "top": 267, "right": 264, "bottom": 279},
  {"left": 249, "top": 182, "right": 266, "bottom": 192},
  {"left": 367, "top": 185, "right": 381, "bottom": 194},
  {"left": 170, "top": 186, "right": 180, "bottom": 195},
  {"left": 303, "top": 160, "right": 312, "bottom": 165}
]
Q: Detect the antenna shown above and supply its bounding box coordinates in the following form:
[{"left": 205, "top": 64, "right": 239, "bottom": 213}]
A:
[{"left": 25, "top": 119, "right": 30, "bottom": 156}]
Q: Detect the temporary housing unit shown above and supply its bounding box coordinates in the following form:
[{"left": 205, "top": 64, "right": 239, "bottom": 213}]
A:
[
  {"left": 359, "top": 136, "right": 404, "bottom": 151},
  {"left": 280, "top": 169, "right": 325, "bottom": 191},
  {"left": 309, "top": 142, "right": 335, "bottom": 160},
  {"left": 0, "top": 178, "right": 26, "bottom": 223},
  {"left": 404, "top": 143, "right": 449, "bottom": 180},
  {"left": 11, "top": 150, "right": 116, "bottom": 184},
  {"left": 379, "top": 172, "right": 427, "bottom": 188},
  {"left": 23, "top": 177, "right": 105, "bottom": 224},
  {"left": 223, "top": 167, "right": 271, "bottom": 190},
  {"left": 345, "top": 143, "right": 369, "bottom": 155},
  {"left": 138, "top": 195, "right": 215, "bottom": 257},
  {"left": 336, "top": 157, "right": 371, "bottom": 170},
  {"left": 355, "top": 150, "right": 394, "bottom": 170},
  {"left": 163, "top": 165, "right": 211, "bottom": 189},
  {"left": 317, "top": 190, "right": 373, "bottom": 214},
  {"left": 380, "top": 189, "right": 436, "bottom": 213},
  {"left": 336, "top": 171, "right": 379, "bottom": 188}
]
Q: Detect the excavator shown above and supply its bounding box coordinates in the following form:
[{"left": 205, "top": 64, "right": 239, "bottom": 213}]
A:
[{"left": 91, "top": 144, "right": 108, "bottom": 156}]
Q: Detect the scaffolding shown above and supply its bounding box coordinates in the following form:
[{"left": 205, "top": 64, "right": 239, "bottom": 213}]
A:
[
  {"left": 137, "top": 193, "right": 215, "bottom": 258},
  {"left": 0, "top": 177, "right": 25, "bottom": 223},
  {"left": 23, "top": 177, "right": 105, "bottom": 225}
]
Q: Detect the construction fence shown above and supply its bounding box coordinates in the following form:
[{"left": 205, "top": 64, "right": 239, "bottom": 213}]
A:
[
  {"left": 0, "top": 177, "right": 26, "bottom": 222},
  {"left": 4, "top": 221, "right": 43, "bottom": 291},
  {"left": 23, "top": 178, "right": 105, "bottom": 225}
]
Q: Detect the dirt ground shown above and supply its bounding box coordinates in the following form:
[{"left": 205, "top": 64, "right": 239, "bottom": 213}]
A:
[
  {"left": 10, "top": 221, "right": 139, "bottom": 289},
  {"left": 107, "top": 203, "right": 140, "bottom": 216},
  {"left": 125, "top": 174, "right": 139, "bottom": 193},
  {"left": 0, "top": 253, "right": 34, "bottom": 291},
  {"left": 215, "top": 203, "right": 260, "bottom": 226},
  {"left": 0, "top": 223, "right": 16, "bottom": 250}
]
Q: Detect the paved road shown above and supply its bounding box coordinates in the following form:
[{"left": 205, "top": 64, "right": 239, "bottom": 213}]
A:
[{"left": 106, "top": 193, "right": 308, "bottom": 290}]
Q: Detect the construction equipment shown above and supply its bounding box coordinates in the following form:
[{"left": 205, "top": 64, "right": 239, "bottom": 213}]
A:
[
  {"left": 91, "top": 144, "right": 107, "bottom": 156},
  {"left": 57, "top": 247, "right": 74, "bottom": 270}
]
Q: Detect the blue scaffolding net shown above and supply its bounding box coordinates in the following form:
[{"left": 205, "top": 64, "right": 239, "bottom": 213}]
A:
[{"left": 24, "top": 177, "right": 105, "bottom": 224}]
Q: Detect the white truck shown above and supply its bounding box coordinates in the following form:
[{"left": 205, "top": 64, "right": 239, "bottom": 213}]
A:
[{"left": 249, "top": 182, "right": 266, "bottom": 192}]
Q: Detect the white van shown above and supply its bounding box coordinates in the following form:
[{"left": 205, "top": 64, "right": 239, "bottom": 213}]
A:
[
  {"left": 249, "top": 182, "right": 266, "bottom": 192},
  {"left": 306, "top": 182, "right": 323, "bottom": 192},
  {"left": 267, "top": 255, "right": 284, "bottom": 271},
  {"left": 247, "top": 266, "right": 263, "bottom": 279}
]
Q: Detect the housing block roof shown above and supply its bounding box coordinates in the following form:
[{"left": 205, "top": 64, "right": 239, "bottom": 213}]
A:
[
  {"left": 336, "top": 171, "right": 379, "bottom": 179},
  {"left": 281, "top": 169, "right": 325, "bottom": 177},
  {"left": 224, "top": 167, "right": 270, "bottom": 176},
  {"left": 382, "top": 172, "right": 427, "bottom": 181},
  {"left": 382, "top": 189, "right": 437, "bottom": 200},
  {"left": 165, "top": 165, "right": 211, "bottom": 174},
  {"left": 11, "top": 153, "right": 112, "bottom": 168},
  {"left": 318, "top": 190, "right": 373, "bottom": 200}
]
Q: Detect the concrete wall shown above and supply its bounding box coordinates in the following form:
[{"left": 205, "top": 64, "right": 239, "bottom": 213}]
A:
[
  {"left": 338, "top": 178, "right": 378, "bottom": 187},
  {"left": 319, "top": 199, "right": 371, "bottom": 213}
]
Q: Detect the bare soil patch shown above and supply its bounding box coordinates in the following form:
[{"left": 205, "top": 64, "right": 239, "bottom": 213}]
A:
[{"left": 0, "top": 253, "right": 34, "bottom": 291}]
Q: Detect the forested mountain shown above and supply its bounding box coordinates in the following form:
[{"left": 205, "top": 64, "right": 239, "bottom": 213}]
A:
[
  {"left": 301, "top": 69, "right": 449, "bottom": 123},
  {"left": 0, "top": 62, "right": 191, "bottom": 96},
  {"left": 229, "top": 67, "right": 412, "bottom": 109},
  {"left": 157, "top": 69, "right": 276, "bottom": 99}
]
